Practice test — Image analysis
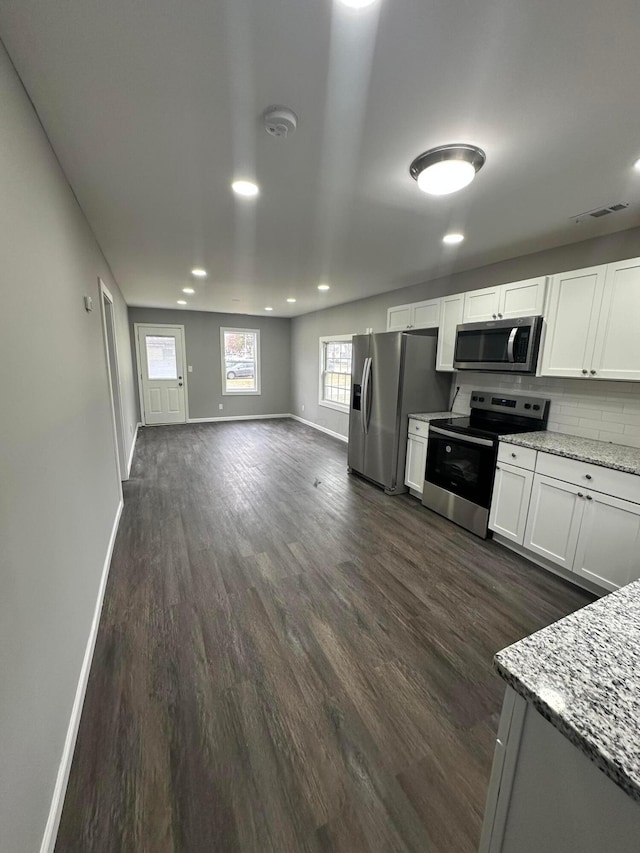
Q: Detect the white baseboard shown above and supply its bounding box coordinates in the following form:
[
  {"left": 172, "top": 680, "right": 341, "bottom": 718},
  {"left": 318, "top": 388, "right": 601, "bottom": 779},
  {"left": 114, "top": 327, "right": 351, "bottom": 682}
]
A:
[
  {"left": 126, "top": 422, "right": 141, "bottom": 478},
  {"left": 40, "top": 498, "right": 124, "bottom": 853},
  {"left": 187, "top": 413, "right": 290, "bottom": 424},
  {"left": 289, "top": 414, "right": 348, "bottom": 443}
]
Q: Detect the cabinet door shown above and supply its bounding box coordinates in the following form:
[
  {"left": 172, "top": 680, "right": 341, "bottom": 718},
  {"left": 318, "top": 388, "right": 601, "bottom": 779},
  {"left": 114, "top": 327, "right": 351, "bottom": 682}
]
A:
[
  {"left": 538, "top": 265, "right": 606, "bottom": 378},
  {"left": 463, "top": 286, "right": 501, "bottom": 323},
  {"left": 591, "top": 257, "right": 640, "bottom": 381},
  {"left": 387, "top": 304, "right": 413, "bottom": 331},
  {"left": 489, "top": 463, "right": 534, "bottom": 545},
  {"left": 573, "top": 491, "right": 640, "bottom": 591},
  {"left": 436, "top": 294, "right": 464, "bottom": 371},
  {"left": 499, "top": 277, "right": 547, "bottom": 319},
  {"left": 412, "top": 298, "right": 440, "bottom": 329},
  {"left": 405, "top": 434, "right": 427, "bottom": 493},
  {"left": 523, "top": 475, "right": 584, "bottom": 569}
]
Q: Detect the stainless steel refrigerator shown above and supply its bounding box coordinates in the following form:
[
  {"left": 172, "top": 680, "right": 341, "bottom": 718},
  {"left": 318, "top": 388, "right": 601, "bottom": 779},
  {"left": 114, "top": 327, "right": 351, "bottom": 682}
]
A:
[{"left": 347, "top": 330, "right": 450, "bottom": 494}]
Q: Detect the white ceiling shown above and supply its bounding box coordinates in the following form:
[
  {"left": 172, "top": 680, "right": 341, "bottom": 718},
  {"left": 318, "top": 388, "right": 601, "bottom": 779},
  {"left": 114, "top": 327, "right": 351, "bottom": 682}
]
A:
[{"left": 1, "top": 0, "right": 640, "bottom": 317}]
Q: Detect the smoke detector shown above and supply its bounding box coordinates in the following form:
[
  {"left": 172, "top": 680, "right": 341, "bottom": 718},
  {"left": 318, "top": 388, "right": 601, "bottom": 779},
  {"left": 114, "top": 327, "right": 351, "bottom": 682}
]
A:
[{"left": 263, "top": 106, "right": 298, "bottom": 138}]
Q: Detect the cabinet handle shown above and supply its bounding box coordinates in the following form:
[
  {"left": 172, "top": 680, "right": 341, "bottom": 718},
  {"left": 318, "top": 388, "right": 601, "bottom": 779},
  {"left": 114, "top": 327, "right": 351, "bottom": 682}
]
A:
[
  {"left": 511, "top": 452, "right": 516, "bottom": 458},
  {"left": 496, "top": 465, "right": 500, "bottom": 470},
  {"left": 577, "top": 492, "right": 584, "bottom": 498},
  {"left": 498, "top": 313, "right": 503, "bottom": 319},
  {"left": 586, "top": 495, "right": 593, "bottom": 501},
  {"left": 590, "top": 370, "right": 596, "bottom": 375},
  {"left": 582, "top": 369, "right": 588, "bottom": 375},
  {"left": 585, "top": 474, "right": 592, "bottom": 480},
  {"left": 492, "top": 314, "right": 497, "bottom": 319}
]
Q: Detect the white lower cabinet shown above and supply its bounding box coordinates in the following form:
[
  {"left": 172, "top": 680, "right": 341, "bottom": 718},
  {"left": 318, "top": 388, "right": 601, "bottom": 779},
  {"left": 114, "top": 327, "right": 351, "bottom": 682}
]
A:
[
  {"left": 489, "top": 463, "right": 534, "bottom": 544},
  {"left": 405, "top": 434, "right": 427, "bottom": 494},
  {"left": 523, "top": 475, "right": 585, "bottom": 570}
]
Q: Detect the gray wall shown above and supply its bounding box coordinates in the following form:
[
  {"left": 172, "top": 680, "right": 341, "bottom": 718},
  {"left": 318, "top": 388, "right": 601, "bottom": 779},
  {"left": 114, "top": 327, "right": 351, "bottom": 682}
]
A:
[
  {"left": 0, "top": 42, "right": 137, "bottom": 853},
  {"left": 292, "top": 226, "right": 640, "bottom": 437},
  {"left": 129, "top": 307, "right": 292, "bottom": 420}
]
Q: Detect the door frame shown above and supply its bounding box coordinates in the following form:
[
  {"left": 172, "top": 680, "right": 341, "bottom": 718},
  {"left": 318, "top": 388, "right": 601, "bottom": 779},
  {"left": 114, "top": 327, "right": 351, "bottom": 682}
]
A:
[
  {"left": 134, "top": 322, "right": 189, "bottom": 425},
  {"left": 99, "top": 279, "right": 127, "bottom": 485}
]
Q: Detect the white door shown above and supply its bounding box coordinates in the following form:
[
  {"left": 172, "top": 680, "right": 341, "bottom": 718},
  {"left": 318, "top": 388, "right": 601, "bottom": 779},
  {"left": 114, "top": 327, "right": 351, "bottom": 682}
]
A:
[
  {"left": 499, "top": 277, "right": 547, "bottom": 319},
  {"left": 462, "top": 285, "right": 501, "bottom": 323},
  {"left": 523, "top": 475, "right": 584, "bottom": 569},
  {"left": 436, "top": 294, "right": 464, "bottom": 371},
  {"left": 136, "top": 325, "right": 187, "bottom": 425},
  {"left": 590, "top": 258, "right": 640, "bottom": 382},
  {"left": 489, "top": 462, "right": 534, "bottom": 545},
  {"left": 573, "top": 491, "right": 640, "bottom": 591},
  {"left": 538, "top": 265, "right": 606, "bottom": 378},
  {"left": 405, "top": 434, "right": 428, "bottom": 493},
  {"left": 387, "top": 304, "right": 413, "bottom": 331},
  {"left": 412, "top": 299, "right": 440, "bottom": 329}
]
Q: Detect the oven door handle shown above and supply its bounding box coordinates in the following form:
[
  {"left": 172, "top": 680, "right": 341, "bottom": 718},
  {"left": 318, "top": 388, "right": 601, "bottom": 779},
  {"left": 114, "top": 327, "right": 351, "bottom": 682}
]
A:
[
  {"left": 429, "top": 426, "right": 495, "bottom": 448},
  {"left": 507, "top": 327, "right": 518, "bottom": 363}
]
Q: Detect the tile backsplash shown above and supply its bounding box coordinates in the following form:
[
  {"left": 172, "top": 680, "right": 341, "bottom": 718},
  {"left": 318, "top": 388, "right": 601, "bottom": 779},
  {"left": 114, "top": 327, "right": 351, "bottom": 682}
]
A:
[{"left": 453, "top": 373, "right": 640, "bottom": 448}]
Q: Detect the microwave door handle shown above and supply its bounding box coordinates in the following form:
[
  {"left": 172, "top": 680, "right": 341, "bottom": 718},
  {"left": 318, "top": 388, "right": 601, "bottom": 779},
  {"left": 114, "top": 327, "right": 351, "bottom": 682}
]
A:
[
  {"left": 429, "top": 426, "right": 495, "bottom": 447},
  {"left": 507, "top": 327, "right": 517, "bottom": 363}
]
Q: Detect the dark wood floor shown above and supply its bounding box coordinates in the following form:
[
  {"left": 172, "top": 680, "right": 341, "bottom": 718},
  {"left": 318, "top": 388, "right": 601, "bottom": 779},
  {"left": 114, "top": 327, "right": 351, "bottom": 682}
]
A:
[{"left": 56, "top": 419, "right": 593, "bottom": 853}]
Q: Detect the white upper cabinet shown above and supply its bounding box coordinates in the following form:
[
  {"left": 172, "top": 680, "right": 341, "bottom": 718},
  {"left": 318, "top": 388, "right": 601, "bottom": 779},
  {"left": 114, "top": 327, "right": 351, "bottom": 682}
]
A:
[
  {"left": 436, "top": 294, "right": 464, "bottom": 371},
  {"left": 386, "top": 298, "right": 440, "bottom": 331},
  {"left": 590, "top": 257, "right": 640, "bottom": 381},
  {"left": 462, "top": 277, "right": 547, "bottom": 323},
  {"left": 539, "top": 265, "right": 607, "bottom": 378}
]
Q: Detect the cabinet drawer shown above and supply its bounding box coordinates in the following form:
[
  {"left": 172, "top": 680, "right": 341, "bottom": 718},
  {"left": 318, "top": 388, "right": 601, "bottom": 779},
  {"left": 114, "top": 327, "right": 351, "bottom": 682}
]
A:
[
  {"left": 498, "top": 443, "right": 537, "bottom": 471},
  {"left": 536, "top": 452, "right": 640, "bottom": 505},
  {"left": 408, "top": 419, "right": 430, "bottom": 438}
]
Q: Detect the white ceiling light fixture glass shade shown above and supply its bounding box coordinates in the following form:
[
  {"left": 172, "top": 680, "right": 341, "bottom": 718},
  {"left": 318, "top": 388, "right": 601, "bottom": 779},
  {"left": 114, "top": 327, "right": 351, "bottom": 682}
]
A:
[
  {"left": 442, "top": 232, "right": 465, "bottom": 244},
  {"left": 410, "top": 144, "right": 486, "bottom": 196},
  {"left": 232, "top": 179, "right": 260, "bottom": 197},
  {"left": 191, "top": 268, "right": 207, "bottom": 277}
]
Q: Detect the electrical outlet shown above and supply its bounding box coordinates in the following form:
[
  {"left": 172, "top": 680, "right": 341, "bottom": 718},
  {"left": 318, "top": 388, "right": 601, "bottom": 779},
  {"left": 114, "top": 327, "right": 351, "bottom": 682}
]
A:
[
  {"left": 188, "top": 365, "right": 193, "bottom": 372},
  {"left": 301, "top": 404, "right": 305, "bottom": 412},
  {"left": 219, "top": 403, "right": 223, "bottom": 410}
]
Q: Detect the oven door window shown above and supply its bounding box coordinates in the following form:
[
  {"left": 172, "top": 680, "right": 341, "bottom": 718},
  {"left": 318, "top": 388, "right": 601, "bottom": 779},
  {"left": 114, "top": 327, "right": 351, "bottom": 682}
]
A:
[{"left": 426, "top": 434, "right": 496, "bottom": 508}]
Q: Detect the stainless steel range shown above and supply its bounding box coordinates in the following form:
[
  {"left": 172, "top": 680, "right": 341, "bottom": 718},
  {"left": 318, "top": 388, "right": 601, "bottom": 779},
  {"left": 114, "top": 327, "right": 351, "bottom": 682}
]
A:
[{"left": 422, "top": 391, "right": 550, "bottom": 538}]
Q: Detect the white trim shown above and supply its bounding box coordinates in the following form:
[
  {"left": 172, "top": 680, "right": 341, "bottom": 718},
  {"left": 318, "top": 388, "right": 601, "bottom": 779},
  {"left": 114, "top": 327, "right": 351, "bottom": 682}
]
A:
[
  {"left": 134, "top": 323, "right": 189, "bottom": 424},
  {"left": 289, "top": 414, "right": 348, "bottom": 443},
  {"left": 99, "top": 280, "right": 126, "bottom": 487},
  {"left": 187, "top": 413, "right": 289, "bottom": 424},
  {"left": 40, "top": 498, "right": 124, "bottom": 853},
  {"left": 126, "top": 422, "right": 141, "bottom": 477},
  {"left": 220, "top": 327, "right": 262, "bottom": 396},
  {"left": 318, "top": 334, "right": 353, "bottom": 415}
]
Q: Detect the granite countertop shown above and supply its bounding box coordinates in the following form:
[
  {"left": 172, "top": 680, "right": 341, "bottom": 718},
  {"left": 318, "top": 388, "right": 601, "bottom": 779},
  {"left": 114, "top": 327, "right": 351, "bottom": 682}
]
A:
[
  {"left": 408, "top": 411, "right": 461, "bottom": 423},
  {"left": 495, "top": 580, "right": 640, "bottom": 802},
  {"left": 501, "top": 431, "right": 640, "bottom": 476}
]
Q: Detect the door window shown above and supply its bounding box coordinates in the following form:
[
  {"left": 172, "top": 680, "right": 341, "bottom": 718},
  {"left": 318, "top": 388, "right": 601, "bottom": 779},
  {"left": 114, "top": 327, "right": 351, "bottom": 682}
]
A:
[{"left": 145, "top": 335, "right": 178, "bottom": 380}]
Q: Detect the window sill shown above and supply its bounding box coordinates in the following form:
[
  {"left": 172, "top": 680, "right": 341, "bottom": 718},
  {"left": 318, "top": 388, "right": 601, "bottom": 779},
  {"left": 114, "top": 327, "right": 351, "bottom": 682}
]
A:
[
  {"left": 319, "top": 400, "right": 349, "bottom": 414},
  {"left": 222, "top": 390, "right": 262, "bottom": 396}
]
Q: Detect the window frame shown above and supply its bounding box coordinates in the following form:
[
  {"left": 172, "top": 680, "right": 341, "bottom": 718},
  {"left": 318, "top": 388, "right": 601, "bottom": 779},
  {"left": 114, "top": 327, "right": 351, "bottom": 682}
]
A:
[
  {"left": 318, "top": 334, "right": 353, "bottom": 414},
  {"left": 220, "top": 327, "right": 262, "bottom": 396}
]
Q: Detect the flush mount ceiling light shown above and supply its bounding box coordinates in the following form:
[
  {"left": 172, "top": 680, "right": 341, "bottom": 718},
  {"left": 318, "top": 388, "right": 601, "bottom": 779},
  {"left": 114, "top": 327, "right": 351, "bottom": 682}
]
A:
[
  {"left": 191, "top": 268, "right": 207, "bottom": 278},
  {"left": 265, "top": 306, "right": 273, "bottom": 311},
  {"left": 443, "top": 232, "right": 465, "bottom": 244},
  {"left": 286, "top": 298, "right": 297, "bottom": 303},
  {"left": 317, "top": 283, "right": 330, "bottom": 291},
  {"left": 634, "top": 157, "right": 640, "bottom": 172},
  {"left": 177, "top": 300, "right": 187, "bottom": 305},
  {"left": 182, "top": 287, "right": 195, "bottom": 294},
  {"left": 232, "top": 179, "right": 260, "bottom": 197},
  {"left": 338, "top": 0, "right": 378, "bottom": 7},
  {"left": 410, "top": 144, "right": 486, "bottom": 196}
]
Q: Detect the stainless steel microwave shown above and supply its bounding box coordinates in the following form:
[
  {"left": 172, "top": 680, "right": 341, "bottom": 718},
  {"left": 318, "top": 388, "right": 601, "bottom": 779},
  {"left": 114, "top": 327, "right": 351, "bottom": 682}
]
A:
[{"left": 453, "top": 315, "right": 544, "bottom": 373}]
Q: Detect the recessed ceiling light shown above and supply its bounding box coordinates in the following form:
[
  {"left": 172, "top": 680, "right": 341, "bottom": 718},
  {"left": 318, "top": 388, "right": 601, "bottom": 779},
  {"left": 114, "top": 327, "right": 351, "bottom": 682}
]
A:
[
  {"left": 286, "top": 298, "right": 297, "bottom": 303},
  {"left": 410, "top": 144, "right": 486, "bottom": 196},
  {"left": 265, "top": 306, "right": 273, "bottom": 311},
  {"left": 443, "top": 232, "right": 465, "bottom": 245},
  {"left": 232, "top": 180, "right": 260, "bottom": 197},
  {"left": 182, "top": 287, "right": 195, "bottom": 294},
  {"left": 191, "top": 268, "right": 207, "bottom": 277},
  {"left": 177, "top": 300, "right": 187, "bottom": 305},
  {"left": 317, "top": 284, "right": 330, "bottom": 291},
  {"left": 338, "top": 0, "right": 378, "bottom": 7},
  {"left": 633, "top": 157, "right": 640, "bottom": 172}
]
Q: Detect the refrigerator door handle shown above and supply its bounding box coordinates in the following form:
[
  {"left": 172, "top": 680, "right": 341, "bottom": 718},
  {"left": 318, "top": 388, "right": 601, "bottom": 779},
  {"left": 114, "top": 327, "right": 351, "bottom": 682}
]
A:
[{"left": 362, "top": 357, "right": 372, "bottom": 434}]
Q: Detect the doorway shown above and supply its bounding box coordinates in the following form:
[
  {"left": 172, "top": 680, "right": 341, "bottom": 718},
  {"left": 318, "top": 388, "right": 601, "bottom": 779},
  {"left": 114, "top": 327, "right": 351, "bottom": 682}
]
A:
[
  {"left": 135, "top": 324, "right": 187, "bottom": 425},
  {"left": 99, "top": 280, "right": 128, "bottom": 482}
]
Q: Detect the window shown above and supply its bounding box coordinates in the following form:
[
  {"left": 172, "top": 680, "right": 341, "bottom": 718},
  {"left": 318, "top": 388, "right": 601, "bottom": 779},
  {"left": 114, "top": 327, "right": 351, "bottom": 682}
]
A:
[
  {"left": 145, "top": 335, "right": 178, "bottom": 380},
  {"left": 221, "top": 328, "right": 261, "bottom": 395},
  {"left": 319, "top": 335, "right": 353, "bottom": 413}
]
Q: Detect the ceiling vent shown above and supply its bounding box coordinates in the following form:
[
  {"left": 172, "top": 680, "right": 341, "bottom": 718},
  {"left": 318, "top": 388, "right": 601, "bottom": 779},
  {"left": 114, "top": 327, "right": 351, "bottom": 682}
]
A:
[
  {"left": 263, "top": 106, "right": 298, "bottom": 138},
  {"left": 572, "top": 202, "right": 629, "bottom": 224}
]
